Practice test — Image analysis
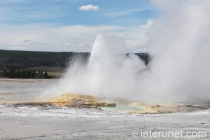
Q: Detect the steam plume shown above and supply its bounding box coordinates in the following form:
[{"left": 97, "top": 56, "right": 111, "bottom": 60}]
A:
[{"left": 45, "top": 0, "right": 210, "bottom": 103}]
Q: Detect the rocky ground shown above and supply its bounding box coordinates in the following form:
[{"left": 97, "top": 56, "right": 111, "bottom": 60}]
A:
[{"left": 0, "top": 104, "right": 210, "bottom": 140}]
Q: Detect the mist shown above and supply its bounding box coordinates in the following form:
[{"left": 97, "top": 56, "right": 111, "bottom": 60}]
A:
[
  {"left": 147, "top": 0, "right": 210, "bottom": 102},
  {"left": 45, "top": 0, "right": 210, "bottom": 103}
]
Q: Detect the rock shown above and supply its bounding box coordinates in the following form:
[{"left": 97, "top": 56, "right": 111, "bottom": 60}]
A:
[
  {"left": 95, "top": 102, "right": 106, "bottom": 107},
  {"left": 105, "top": 103, "right": 116, "bottom": 107},
  {"left": 12, "top": 102, "right": 54, "bottom": 108}
]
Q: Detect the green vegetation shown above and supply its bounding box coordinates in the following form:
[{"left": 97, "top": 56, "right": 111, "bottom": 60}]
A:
[
  {"left": 0, "top": 49, "right": 90, "bottom": 79},
  {"left": 0, "top": 49, "right": 149, "bottom": 79},
  {"left": 0, "top": 49, "right": 90, "bottom": 70},
  {"left": 0, "top": 69, "right": 54, "bottom": 79}
]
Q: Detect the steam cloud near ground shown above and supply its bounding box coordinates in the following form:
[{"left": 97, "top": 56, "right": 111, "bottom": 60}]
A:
[{"left": 45, "top": 0, "right": 210, "bottom": 103}]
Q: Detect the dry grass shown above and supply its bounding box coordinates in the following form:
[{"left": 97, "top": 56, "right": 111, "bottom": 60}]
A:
[{"left": 47, "top": 72, "right": 63, "bottom": 77}]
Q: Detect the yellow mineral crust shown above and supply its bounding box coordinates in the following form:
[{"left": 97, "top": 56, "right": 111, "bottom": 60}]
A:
[
  {"left": 50, "top": 93, "right": 78, "bottom": 102},
  {"left": 50, "top": 93, "right": 116, "bottom": 107},
  {"left": 126, "top": 102, "right": 187, "bottom": 114}
]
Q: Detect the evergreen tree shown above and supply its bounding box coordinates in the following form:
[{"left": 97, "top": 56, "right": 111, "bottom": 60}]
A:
[{"left": 44, "top": 71, "right": 48, "bottom": 79}]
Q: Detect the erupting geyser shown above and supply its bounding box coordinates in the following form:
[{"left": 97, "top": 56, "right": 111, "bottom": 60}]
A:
[
  {"left": 47, "top": 34, "right": 148, "bottom": 102},
  {"left": 46, "top": 0, "right": 210, "bottom": 104}
]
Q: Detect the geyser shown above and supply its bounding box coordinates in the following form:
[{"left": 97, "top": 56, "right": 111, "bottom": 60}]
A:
[
  {"left": 46, "top": 0, "right": 210, "bottom": 103},
  {"left": 46, "top": 34, "right": 147, "bottom": 102}
]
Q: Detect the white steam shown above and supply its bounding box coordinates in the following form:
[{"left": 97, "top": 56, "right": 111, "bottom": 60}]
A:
[
  {"left": 147, "top": 0, "right": 210, "bottom": 102},
  {"left": 48, "top": 34, "right": 147, "bottom": 101},
  {"left": 46, "top": 0, "right": 210, "bottom": 103}
]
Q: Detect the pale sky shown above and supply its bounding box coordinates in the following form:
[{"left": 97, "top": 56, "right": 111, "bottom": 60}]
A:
[{"left": 0, "top": 0, "right": 158, "bottom": 52}]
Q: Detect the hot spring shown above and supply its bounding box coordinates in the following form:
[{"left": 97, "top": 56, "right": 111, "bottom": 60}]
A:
[{"left": 2, "top": 0, "right": 210, "bottom": 114}]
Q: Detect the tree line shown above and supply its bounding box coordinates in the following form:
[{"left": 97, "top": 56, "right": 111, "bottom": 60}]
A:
[
  {"left": 0, "top": 50, "right": 90, "bottom": 70},
  {"left": 0, "top": 69, "right": 51, "bottom": 79}
]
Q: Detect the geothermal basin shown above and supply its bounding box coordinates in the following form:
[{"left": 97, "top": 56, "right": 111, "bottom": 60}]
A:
[
  {"left": 1, "top": 79, "right": 210, "bottom": 114},
  {"left": 1, "top": 79, "right": 210, "bottom": 139}
]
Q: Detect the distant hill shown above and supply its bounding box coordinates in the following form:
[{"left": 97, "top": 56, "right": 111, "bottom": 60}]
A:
[{"left": 0, "top": 50, "right": 149, "bottom": 72}]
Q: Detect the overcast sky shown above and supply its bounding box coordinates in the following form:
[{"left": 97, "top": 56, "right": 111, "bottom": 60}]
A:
[{"left": 0, "top": 0, "right": 158, "bottom": 52}]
